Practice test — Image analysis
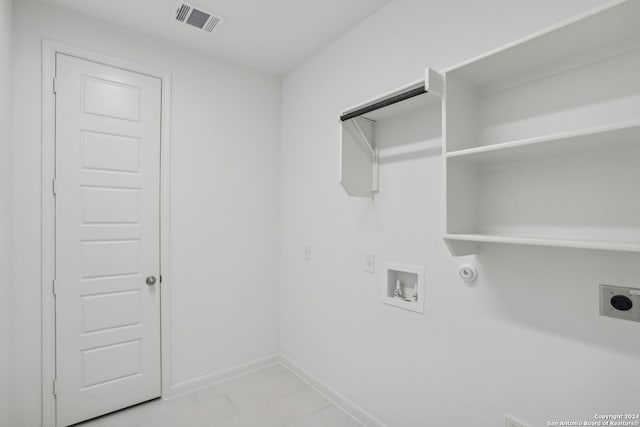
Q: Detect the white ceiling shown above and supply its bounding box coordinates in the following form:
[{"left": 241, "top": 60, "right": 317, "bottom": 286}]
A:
[{"left": 38, "top": 0, "right": 391, "bottom": 75}]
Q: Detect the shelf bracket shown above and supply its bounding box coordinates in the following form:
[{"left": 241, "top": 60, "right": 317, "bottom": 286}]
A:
[
  {"left": 444, "top": 237, "right": 478, "bottom": 257},
  {"left": 350, "top": 118, "right": 378, "bottom": 195},
  {"left": 349, "top": 118, "right": 376, "bottom": 159}
]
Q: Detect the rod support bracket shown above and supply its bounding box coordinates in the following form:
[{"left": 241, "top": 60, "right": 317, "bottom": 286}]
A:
[{"left": 350, "top": 118, "right": 376, "bottom": 159}]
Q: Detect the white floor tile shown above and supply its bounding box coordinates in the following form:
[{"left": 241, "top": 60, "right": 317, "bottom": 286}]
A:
[
  {"left": 259, "top": 364, "right": 289, "bottom": 378},
  {"left": 75, "top": 365, "right": 356, "bottom": 427},
  {"left": 157, "top": 393, "right": 236, "bottom": 426},
  {"left": 226, "top": 371, "right": 308, "bottom": 412},
  {"left": 286, "top": 405, "right": 363, "bottom": 427},
  {"left": 269, "top": 386, "right": 331, "bottom": 421}
]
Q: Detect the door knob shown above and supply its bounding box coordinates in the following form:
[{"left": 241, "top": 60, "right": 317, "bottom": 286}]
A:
[{"left": 146, "top": 276, "right": 157, "bottom": 286}]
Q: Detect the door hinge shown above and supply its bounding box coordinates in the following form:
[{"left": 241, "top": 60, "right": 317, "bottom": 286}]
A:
[
  {"left": 52, "top": 279, "right": 57, "bottom": 295},
  {"left": 53, "top": 78, "right": 57, "bottom": 94},
  {"left": 159, "top": 275, "right": 163, "bottom": 284},
  {"left": 53, "top": 379, "right": 58, "bottom": 396},
  {"left": 52, "top": 179, "right": 57, "bottom": 196}
]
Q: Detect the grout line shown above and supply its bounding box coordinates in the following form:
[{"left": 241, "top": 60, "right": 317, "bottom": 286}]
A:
[{"left": 221, "top": 394, "right": 240, "bottom": 422}]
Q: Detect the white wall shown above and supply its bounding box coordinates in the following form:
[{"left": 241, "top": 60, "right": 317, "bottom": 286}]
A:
[
  {"left": 0, "top": 0, "right": 12, "bottom": 425},
  {"left": 279, "top": 1, "right": 640, "bottom": 426},
  {"left": 11, "top": 1, "right": 281, "bottom": 425}
]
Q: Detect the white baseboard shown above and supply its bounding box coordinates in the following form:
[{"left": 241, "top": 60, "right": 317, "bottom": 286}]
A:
[
  {"left": 279, "top": 354, "right": 388, "bottom": 427},
  {"left": 167, "top": 353, "right": 280, "bottom": 399}
]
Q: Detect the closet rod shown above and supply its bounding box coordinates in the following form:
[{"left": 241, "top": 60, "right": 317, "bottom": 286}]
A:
[{"left": 339, "top": 85, "right": 426, "bottom": 122}]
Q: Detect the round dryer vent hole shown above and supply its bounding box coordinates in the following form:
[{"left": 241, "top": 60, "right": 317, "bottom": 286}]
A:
[{"left": 459, "top": 265, "right": 477, "bottom": 283}]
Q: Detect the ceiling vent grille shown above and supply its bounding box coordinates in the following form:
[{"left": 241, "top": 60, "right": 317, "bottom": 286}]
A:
[{"left": 175, "top": 3, "right": 224, "bottom": 33}]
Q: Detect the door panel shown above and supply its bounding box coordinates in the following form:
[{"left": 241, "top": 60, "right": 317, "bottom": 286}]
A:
[
  {"left": 55, "top": 53, "right": 162, "bottom": 427},
  {"left": 81, "top": 131, "right": 141, "bottom": 173}
]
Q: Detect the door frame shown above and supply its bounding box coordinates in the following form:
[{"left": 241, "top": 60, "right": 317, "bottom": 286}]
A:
[{"left": 41, "top": 39, "right": 173, "bottom": 427}]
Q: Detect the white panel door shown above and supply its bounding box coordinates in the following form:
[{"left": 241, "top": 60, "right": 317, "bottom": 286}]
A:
[{"left": 55, "top": 53, "right": 162, "bottom": 427}]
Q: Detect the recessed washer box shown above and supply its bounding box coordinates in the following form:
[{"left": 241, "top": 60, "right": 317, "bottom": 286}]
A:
[
  {"left": 600, "top": 284, "right": 640, "bottom": 322},
  {"left": 383, "top": 263, "right": 424, "bottom": 314}
]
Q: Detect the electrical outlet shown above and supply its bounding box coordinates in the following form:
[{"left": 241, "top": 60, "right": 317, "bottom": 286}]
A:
[
  {"left": 364, "top": 253, "right": 375, "bottom": 273},
  {"left": 600, "top": 284, "right": 640, "bottom": 322},
  {"left": 304, "top": 245, "right": 311, "bottom": 261},
  {"left": 505, "top": 415, "right": 530, "bottom": 427}
]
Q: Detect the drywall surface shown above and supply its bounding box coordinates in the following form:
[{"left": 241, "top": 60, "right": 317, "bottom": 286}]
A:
[
  {"left": 12, "top": 1, "right": 280, "bottom": 425},
  {"left": 0, "top": 0, "right": 12, "bottom": 425},
  {"left": 279, "top": 1, "right": 640, "bottom": 426}
]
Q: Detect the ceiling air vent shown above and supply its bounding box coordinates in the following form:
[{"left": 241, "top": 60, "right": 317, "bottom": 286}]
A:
[{"left": 175, "top": 3, "right": 224, "bottom": 33}]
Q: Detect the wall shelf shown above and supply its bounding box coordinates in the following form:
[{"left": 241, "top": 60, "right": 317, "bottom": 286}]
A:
[
  {"left": 446, "top": 120, "right": 640, "bottom": 164},
  {"left": 445, "top": 234, "right": 640, "bottom": 255},
  {"left": 339, "top": 69, "right": 442, "bottom": 198},
  {"left": 443, "top": 0, "right": 640, "bottom": 256},
  {"left": 447, "top": 0, "right": 640, "bottom": 92}
]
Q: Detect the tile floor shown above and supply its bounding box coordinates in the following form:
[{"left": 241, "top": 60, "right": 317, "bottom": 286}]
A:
[{"left": 78, "top": 364, "right": 362, "bottom": 427}]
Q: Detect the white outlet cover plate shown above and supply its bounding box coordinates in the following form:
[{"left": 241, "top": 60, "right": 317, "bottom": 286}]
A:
[{"left": 364, "top": 253, "right": 375, "bottom": 273}]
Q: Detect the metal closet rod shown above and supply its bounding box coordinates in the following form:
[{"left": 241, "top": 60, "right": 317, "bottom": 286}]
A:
[{"left": 339, "top": 85, "right": 427, "bottom": 122}]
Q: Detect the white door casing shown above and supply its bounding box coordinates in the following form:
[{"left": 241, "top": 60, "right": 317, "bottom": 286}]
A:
[{"left": 55, "top": 53, "right": 162, "bottom": 427}]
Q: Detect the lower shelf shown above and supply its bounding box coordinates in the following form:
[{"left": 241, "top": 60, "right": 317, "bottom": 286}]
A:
[{"left": 444, "top": 233, "right": 640, "bottom": 256}]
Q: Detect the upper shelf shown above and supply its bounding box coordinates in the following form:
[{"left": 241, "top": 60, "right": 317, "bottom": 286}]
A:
[
  {"left": 340, "top": 69, "right": 443, "bottom": 123},
  {"left": 446, "top": 119, "right": 640, "bottom": 164},
  {"left": 445, "top": 233, "right": 640, "bottom": 254},
  {"left": 362, "top": 89, "right": 440, "bottom": 121},
  {"left": 446, "top": 0, "right": 640, "bottom": 89}
]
